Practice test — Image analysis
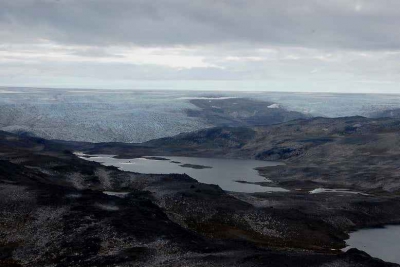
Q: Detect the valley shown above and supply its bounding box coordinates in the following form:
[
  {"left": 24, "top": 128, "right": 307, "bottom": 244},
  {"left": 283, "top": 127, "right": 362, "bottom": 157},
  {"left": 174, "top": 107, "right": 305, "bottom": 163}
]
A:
[
  {"left": 3, "top": 1, "right": 400, "bottom": 265},
  {"left": 2, "top": 90, "right": 400, "bottom": 266},
  {"left": 2, "top": 113, "right": 400, "bottom": 265}
]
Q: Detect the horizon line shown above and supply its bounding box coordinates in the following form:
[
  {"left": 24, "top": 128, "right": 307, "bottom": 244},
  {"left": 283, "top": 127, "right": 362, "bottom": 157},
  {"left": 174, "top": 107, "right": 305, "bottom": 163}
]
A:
[{"left": 1, "top": 85, "right": 400, "bottom": 96}]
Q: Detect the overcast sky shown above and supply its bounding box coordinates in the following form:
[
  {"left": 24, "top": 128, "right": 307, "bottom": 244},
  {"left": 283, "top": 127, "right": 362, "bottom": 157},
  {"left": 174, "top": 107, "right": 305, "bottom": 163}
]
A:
[{"left": 1, "top": 0, "right": 400, "bottom": 93}]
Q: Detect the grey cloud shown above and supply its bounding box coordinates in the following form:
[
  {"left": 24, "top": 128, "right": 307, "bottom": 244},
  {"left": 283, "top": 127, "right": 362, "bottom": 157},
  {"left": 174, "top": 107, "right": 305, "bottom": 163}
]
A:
[
  {"left": 2, "top": 0, "right": 400, "bottom": 93},
  {"left": 69, "top": 47, "right": 124, "bottom": 58},
  {"left": 1, "top": 0, "right": 400, "bottom": 50}
]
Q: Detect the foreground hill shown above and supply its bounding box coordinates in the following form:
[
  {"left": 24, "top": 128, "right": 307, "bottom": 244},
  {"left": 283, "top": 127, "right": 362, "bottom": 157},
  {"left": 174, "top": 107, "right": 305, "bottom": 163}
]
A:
[{"left": 1, "top": 130, "right": 400, "bottom": 266}]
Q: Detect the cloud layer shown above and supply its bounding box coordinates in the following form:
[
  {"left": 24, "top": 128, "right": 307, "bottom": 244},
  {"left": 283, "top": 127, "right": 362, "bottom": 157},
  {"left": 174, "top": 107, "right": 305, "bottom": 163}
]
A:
[{"left": 1, "top": 0, "right": 400, "bottom": 92}]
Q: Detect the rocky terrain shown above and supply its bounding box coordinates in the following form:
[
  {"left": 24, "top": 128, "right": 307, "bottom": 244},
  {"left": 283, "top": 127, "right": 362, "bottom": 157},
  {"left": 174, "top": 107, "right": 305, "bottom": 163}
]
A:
[
  {"left": 186, "top": 98, "right": 308, "bottom": 127},
  {"left": 1, "top": 115, "right": 400, "bottom": 266},
  {"left": 371, "top": 108, "right": 400, "bottom": 119}
]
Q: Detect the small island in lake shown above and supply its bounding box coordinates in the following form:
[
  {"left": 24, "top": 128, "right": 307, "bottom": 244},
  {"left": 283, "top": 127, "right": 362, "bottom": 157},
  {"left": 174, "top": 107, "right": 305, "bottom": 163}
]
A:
[
  {"left": 179, "top": 163, "right": 212, "bottom": 169},
  {"left": 143, "top": 156, "right": 170, "bottom": 161}
]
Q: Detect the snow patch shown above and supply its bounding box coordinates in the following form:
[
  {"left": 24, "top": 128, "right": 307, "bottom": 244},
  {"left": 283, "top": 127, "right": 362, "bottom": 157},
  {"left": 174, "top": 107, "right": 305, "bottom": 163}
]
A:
[
  {"left": 309, "top": 188, "right": 368, "bottom": 195},
  {"left": 103, "top": 191, "right": 130, "bottom": 198},
  {"left": 177, "top": 97, "right": 238, "bottom": 100},
  {"left": 0, "top": 89, "right": 24, "bottom": 94},
  {"left": 267, "top": 104, "right": 280, "bottom": 109}
]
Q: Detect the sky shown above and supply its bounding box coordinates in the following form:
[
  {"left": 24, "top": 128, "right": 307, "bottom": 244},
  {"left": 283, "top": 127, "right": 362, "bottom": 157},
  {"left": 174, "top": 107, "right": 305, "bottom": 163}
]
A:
[{"left": 1, "top": 0, "right": 400, "bottom": 93}]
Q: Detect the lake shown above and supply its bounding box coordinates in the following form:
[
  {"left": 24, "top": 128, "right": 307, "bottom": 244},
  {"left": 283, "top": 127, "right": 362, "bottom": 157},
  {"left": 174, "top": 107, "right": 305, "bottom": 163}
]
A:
[
  {"left": 78, "top": 154, "right": 288, "bottom": 193},
  {"left": 344, "top": 225, "right": 400, "bottom": 264}
]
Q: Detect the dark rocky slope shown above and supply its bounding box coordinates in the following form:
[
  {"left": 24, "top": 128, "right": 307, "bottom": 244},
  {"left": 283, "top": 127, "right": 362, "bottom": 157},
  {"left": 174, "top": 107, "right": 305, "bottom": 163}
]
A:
[{"left": 0, "top": 130, "right": 399, "bottom": 266}]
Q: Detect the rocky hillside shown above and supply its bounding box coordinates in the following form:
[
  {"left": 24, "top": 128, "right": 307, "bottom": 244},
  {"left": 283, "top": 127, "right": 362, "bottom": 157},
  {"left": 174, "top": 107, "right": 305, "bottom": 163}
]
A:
[
  {"left": 371, "top": 108, "right": 400, "bottom": 119},
  {"left": 186, "top": 98, "right": 308, "bottom": 127},
  {"left": 1, "top": 130, "right": 400, "bottom": 266}
]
